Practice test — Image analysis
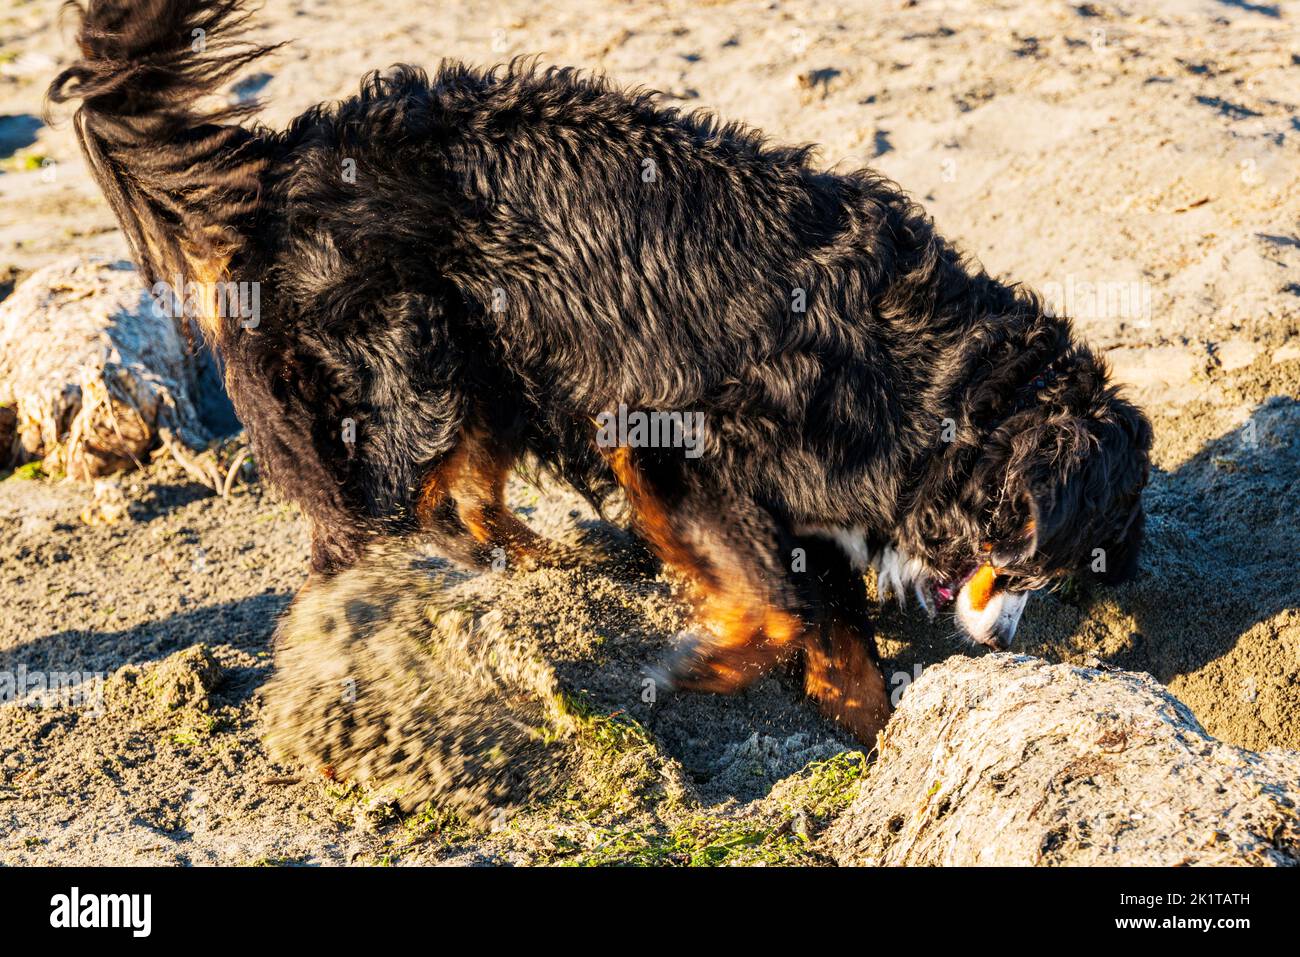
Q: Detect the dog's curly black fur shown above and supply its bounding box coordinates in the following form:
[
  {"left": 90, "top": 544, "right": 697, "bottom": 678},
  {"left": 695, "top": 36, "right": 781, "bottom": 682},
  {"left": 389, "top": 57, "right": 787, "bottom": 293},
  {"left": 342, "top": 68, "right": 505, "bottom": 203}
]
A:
[{"left": 49, "top": 0, "right": 1151, "bottom": 743}]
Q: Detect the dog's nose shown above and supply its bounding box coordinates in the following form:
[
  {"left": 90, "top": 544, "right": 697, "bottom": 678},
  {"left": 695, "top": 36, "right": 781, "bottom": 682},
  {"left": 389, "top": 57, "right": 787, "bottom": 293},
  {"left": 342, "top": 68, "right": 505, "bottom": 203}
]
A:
[{"left": 977, "top": 628, "right": 1014, "bottom": 651}]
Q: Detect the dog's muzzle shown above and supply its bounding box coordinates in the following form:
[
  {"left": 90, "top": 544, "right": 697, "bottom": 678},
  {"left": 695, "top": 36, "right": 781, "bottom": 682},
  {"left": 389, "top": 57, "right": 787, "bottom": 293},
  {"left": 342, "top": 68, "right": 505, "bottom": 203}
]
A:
[
  {"left": 933, "top": 563, "right": 980, "bottom": 609},
  {"left": 936, "top": 563, "right": 1030, "bottom": 651}
]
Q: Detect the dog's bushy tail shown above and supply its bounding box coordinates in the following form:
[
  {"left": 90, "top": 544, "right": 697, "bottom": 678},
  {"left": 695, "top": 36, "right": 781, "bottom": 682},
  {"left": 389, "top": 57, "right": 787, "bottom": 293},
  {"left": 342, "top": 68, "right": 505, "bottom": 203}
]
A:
[{"left": 46, "top": 0, "right": 278, "bottom": 292}]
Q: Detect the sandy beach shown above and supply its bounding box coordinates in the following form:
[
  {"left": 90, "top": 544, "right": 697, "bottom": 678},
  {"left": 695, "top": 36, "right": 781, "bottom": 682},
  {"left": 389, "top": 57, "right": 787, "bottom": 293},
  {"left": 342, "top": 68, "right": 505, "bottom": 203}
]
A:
[{"left": 0, "top": 0, "right": 1296, "bottom": 864}]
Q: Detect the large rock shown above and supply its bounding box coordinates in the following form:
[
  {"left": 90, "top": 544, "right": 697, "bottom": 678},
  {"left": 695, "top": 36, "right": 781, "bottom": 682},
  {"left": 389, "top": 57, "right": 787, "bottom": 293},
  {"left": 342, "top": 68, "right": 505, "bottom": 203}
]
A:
[
  {"left": 826, "top": 654, "right": 1300, "bottom": 866},
  {"left": 0, "top": 257, "right": 210, "bottom": 478}
]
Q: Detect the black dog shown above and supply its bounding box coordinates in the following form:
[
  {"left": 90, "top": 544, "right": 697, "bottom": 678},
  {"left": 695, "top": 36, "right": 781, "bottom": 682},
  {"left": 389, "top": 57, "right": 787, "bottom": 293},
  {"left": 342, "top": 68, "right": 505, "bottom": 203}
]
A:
[{"left": 50, "top": 0, "right": 1151, "bottom": 744}]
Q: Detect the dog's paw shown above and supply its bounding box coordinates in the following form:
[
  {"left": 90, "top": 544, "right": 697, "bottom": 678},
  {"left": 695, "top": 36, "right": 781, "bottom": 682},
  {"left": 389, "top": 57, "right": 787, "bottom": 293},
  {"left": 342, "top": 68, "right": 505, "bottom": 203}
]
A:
[{"left": 660, "top": 628, "right": 764, "bottom": 695}]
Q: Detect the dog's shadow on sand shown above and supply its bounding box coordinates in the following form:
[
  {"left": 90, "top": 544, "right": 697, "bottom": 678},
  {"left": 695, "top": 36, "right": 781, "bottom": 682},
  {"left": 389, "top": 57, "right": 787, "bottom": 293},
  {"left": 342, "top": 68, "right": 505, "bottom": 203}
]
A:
[
  {"left": 879, "top": 396, "right": 1300, "bottom": 714},
  {"left": 0, "top": 114, "right": 41, "bottom": 161},
  {"left": 0, "top": 592, "right": 293, "bottom": 705},
  {"left": 1100, "top": 397, "right": 1300, "bottom": 683}
]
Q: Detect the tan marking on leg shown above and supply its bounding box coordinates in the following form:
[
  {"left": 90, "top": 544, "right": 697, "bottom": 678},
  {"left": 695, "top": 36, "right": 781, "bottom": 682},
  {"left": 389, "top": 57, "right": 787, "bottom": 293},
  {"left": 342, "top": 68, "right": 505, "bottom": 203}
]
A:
[
  {"left": 181, "top": 251, "right": 234, "bottom": 343},
  {"left": 416, "top": 442, "right": 468, "bottom": 526},
  {"left": 675, "top": 598, "right": 803, "bottom": 693},
  {"left": 419, "top": 427, "right": 569, "bottom": 568},
  {"left": 603, "top": 446, "right": 702, "bottom": 574}
]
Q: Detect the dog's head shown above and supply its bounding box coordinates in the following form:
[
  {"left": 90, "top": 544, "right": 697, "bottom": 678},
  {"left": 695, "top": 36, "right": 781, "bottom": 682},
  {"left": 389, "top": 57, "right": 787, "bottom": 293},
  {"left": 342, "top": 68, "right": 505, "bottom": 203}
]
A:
[{"left": 928, "top": 353, "right": 1152, "bottom": 649}]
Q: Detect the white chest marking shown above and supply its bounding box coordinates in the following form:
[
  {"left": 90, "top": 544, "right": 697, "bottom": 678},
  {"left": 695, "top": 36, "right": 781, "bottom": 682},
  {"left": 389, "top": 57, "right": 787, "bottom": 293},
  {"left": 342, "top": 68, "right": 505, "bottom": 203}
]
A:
[
  {"left": 818, "top": 525, "right": 873, "bottom": 571},
  {"left": 797, "top": 526, "right": 934, "bottom": 616}
]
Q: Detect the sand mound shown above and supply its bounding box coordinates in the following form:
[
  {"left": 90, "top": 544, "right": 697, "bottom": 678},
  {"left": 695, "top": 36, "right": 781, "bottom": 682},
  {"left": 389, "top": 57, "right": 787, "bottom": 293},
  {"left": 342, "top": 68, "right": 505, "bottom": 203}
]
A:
[{"left": 264, "top": 546, "right": 576, "bottom": 820}]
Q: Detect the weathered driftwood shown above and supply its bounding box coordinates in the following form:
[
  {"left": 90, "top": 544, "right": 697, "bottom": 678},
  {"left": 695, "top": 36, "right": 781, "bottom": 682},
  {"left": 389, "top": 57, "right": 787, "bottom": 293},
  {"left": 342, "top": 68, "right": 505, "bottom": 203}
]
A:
[
  {"left": 0, "top": 257, "right": 210, "bottom": 479},
  {"left": 826, "top": 654, "right": 1300, "bottom": 866}
]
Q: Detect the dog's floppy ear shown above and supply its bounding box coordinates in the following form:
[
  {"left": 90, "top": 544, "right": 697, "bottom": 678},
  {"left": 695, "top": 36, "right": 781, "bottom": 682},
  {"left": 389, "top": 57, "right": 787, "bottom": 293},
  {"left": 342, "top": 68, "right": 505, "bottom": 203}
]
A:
[
  {"left": 1089, "top": 408, "right": 1150, "bottom": 585},
  {"left": 990, "top": 397, "right": 1151, "bottom": 581},
  {"left": 983, "top": 413, "right": 1090, "bottom": 568}
]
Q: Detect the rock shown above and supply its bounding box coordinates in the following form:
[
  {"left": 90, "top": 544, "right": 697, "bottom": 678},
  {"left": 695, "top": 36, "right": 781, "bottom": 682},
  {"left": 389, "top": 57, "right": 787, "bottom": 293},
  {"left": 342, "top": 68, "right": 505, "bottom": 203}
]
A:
[
  {"left": 0, "top": 257, "right": 210, "bottom": 480},
  {"left": 826, "top": 654, "right": 1300, "bottom": 866},
  {"left": 80, "top": 479, "right": 129, "bottom": 525},
  {"left": 1272, "top": 343, "right": 1300, "bottom": 365}
]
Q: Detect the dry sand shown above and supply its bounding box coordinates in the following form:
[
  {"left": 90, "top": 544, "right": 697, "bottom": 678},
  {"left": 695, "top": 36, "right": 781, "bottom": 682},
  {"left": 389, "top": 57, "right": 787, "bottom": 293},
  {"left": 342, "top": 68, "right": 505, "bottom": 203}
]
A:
[{"left": 0, "top": 0, "right": 1297, "bottom": 863}]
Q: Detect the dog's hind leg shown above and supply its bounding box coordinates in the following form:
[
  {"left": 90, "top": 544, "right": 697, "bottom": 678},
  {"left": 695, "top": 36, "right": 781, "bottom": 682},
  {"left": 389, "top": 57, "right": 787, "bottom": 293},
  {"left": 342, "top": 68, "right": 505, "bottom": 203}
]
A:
[
  {"left": 790, "top": 535, "right": 892, "bottom": 746},
  {"left": 417, "top": 424, "right": 573, "bottom": 571}
]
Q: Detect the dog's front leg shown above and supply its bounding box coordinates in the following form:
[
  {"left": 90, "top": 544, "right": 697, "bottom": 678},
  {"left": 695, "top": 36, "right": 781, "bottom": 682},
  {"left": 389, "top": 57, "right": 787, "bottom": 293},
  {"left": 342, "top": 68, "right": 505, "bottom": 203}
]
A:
[
  {"left": 801, "top": 617, "right": 890, "bottom": 747},
  {"left": 790, "top": 534, "right": 892, "bottom": 746},
  {"left": 599, "top": 446, "right": 802, "bottom": 689}
]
